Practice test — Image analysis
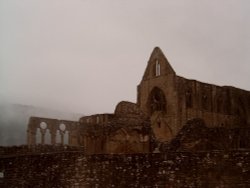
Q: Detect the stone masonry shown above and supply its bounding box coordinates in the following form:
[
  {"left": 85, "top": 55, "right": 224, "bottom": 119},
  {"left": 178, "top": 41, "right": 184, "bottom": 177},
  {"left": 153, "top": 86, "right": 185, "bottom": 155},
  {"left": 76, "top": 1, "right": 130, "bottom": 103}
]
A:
[{"left": 26, "top": 47, "right": 250, "bottom": 154}]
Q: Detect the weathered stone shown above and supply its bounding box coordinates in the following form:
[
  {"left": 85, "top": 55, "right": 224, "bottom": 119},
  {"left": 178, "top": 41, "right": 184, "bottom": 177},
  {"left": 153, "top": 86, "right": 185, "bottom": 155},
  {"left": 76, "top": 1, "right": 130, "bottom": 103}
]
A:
[
  {"left": 14, "top": 47, "right": 250, "bottom": 186},
  {"left": 26, "top": 47, "right": 250, "bottom": 154},
  {"left": 1, "top": 147, "right": 250, "bottom": 187}
]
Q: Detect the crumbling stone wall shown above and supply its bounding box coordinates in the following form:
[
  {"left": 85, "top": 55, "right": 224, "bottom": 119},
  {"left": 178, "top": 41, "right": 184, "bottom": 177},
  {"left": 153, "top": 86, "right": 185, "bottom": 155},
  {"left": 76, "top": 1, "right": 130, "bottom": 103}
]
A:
[
  {"left": 162, "top": 118, "right": 250, "bottom": 152},
  {"left": 79, "top": 101, "right": 151, "bottom": 154},
  {"left": 27, "top": 102, "right": 152, "bottom": 154},
  {"left": 26, "top": 47, "right": 250, "bottom": 156},
  {"left": 1, "top": 148, "right": 250, "bottom": 187},
  {"left": 176, "top": 77, "right": 250, "bottom": 129},
  {"left": 137, "top": 47, "right": 250, "bottom": 143},
  {"left": 27, "top": 117, "right": 79, "bottom": 146}
]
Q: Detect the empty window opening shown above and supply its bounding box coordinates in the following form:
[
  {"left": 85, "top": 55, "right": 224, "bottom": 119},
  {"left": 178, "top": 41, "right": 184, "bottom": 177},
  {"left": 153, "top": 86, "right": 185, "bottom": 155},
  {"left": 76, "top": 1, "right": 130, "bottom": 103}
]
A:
[
  {"left": 44, "top": 129, "right": 50, "bottom": 145},
  {"left": 36, "top": 128, "right": 42, "bottom": 144},
  {"left": 59, "top": 123, "right": 66, "bottom": 131},
  {"left": 64, "top": 131, "right": 69, "bottom": 145},
  {"left": 155, "top": 60, "right": 161, "bottom": 76},
  {"left": 56, "top": 130, "right": 61, "bottom": 144},
  {"left": 40, "top": 122, "right": 47, "bottom": 129},
  {"left": 96, "top": 116, "right": 100, "bottom": 123},
  {"left": 147, "top": 87, "right": 166, "bottom": 115},
  {"left": 0, "top": 171, "right": 4, "bottom": 178}
]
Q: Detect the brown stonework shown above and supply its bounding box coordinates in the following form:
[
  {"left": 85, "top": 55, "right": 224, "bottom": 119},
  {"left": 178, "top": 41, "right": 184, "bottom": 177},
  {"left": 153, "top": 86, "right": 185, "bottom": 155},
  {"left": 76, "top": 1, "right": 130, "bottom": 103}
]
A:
[
  {"left": 1, "top": 148, "right": 250, "bottom": 187},
  {"left": 3, "top": 47, "right": 250, "bottom": 187},
  {"left": 27, "top": 117, "right": 79, "bottom": 146},
  {"left": 26, "top": 47, "right": 250, "bottom": 154},
  {"left": 137, "top": 47, "right": 250, "bottom": 143}
]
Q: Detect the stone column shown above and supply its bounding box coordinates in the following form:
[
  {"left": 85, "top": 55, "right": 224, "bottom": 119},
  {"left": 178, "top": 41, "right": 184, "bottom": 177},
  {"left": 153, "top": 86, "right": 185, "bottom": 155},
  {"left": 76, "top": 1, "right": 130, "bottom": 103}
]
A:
[
  {"left": 68, "top": 132, "right": 71, "bottom": 145},
  {"left": 51, "top": 131, "right": 56, "bottom": 145},
  {"left": 61, "top": 132, "right": 64, "bottom": 145}
]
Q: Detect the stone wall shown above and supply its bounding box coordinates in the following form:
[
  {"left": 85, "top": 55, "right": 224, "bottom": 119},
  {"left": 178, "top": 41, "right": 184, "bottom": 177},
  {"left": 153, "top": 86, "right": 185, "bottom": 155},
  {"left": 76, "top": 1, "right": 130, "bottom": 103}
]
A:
[
  {"left": 27, "top": 117, "right": 79, "bottom": 146},
  {"left": 1, "top": 149, "right": 250, "bottom": 187},
  {"left": 0, "top": 145, "right": 84, "bottom": 156},
  {"left": 137, "top": 47, "right": 250, "bottom": 143},
  {"left": 162, "top": 118, "right": 250, "bottom": 152}
]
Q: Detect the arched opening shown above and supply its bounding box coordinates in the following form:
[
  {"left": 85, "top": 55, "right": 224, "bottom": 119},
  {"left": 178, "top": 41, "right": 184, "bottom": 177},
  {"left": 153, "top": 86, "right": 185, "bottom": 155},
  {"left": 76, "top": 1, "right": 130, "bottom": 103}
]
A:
[
  {"left": 147, "top": 87, "right": 166, "bottom": 115},
  {"left": 96, "top": 116, "right": 100, "bottom": 124},
  {"left": 44, "top": 130, "right": 50, "bottom": 144},
  {"left": 38, "top": 122, "right": 50, "bottom": 145},
  {"left": 36, "top": 128, "right": 41, "bottom": 144},
  {"left": 64, "top": 131, "right": 69, "bottom": 145},
  {"left": 56, "top": 130, "right": 61, "bottom": 144},
  {"left": 59, "top": 123, "right": 66, "bottom": 131},
  {"left": 155, "top": 60, "right": 161, "bottom": 76},
  {"left": 40, "top": 122, "right": 47, "bottom": 129},
  {"left": 152, "top": 59, "right": 161, "bottom": 77}
]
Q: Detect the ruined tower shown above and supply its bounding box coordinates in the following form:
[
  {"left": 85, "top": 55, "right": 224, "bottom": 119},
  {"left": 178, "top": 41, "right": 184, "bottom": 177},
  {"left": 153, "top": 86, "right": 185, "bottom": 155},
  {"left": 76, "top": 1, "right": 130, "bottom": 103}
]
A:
[{"left": 137, "top": 47, "right": 250, "bottom": 143}]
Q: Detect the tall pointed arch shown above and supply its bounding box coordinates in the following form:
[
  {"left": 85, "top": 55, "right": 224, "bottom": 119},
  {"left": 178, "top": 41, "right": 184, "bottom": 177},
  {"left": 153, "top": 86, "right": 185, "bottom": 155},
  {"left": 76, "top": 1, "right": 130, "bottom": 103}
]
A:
[{"left": 147, "top": 87, "right": 167, "bottom": 115}]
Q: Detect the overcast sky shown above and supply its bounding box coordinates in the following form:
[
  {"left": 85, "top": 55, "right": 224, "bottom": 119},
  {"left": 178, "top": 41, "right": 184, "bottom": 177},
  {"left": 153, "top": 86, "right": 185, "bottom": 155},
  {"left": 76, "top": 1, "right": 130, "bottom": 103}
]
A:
[{"left": 0, "top": 0, "right": 249, "bottom": 115}]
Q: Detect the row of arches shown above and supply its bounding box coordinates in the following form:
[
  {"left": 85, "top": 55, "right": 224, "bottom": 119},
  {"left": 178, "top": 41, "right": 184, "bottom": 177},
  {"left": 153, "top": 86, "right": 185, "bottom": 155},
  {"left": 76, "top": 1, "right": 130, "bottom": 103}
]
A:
[
  {"left": 34, "top": 122, "right": 70, "bottom": 145},
  {"left": 36, "top": 128, "right": 69, "bottom": 145}
]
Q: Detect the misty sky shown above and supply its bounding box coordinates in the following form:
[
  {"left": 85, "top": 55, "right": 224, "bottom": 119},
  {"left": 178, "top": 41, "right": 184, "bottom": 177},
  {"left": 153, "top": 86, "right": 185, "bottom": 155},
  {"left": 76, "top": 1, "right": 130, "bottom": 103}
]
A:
[{"left": 0, "top": 0, "right": 249, "bottom": 115}]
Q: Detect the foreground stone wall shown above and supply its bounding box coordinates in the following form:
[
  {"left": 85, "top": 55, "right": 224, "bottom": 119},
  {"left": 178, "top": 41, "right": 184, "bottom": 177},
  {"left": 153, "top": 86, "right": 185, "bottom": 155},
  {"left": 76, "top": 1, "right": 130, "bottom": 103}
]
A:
[{"left": 1, "top": 149, "right": 250, "bottom": 187}]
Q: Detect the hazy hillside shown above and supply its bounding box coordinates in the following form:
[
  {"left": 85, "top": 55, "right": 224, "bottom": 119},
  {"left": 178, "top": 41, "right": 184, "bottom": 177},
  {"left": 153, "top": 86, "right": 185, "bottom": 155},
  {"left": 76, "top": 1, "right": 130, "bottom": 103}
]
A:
[{"left": 0, "top": 103, "right": 83, "bottom": 146}]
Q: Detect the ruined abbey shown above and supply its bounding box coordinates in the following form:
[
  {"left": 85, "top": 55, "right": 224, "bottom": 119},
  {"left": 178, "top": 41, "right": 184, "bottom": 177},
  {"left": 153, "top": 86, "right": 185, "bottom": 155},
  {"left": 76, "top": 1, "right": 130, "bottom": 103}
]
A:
[
  {"left": 27, "top": 47, "right": 250, "bottom": 154},
  {"left": 2, "top": 47, "right": 250, "bottom": 187}
]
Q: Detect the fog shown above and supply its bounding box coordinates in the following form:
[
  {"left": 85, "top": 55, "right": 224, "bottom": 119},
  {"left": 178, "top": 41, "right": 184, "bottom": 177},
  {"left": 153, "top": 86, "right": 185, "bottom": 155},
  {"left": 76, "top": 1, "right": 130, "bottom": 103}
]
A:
[
  {"left": 1, "top": 0, "right": 250, "bottom": 116},
  {"left": 0, "top": 103, "right": 82, "bottom": 146}
]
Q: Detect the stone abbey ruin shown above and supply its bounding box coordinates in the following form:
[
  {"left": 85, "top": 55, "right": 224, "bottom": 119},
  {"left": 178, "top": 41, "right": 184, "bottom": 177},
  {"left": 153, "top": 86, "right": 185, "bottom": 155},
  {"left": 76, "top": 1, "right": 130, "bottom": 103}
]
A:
[
  {"left": 1, "top": 47, "right": 250, "bottom": 187},
  {"left": 27, "top": 47, "right": 250, "bottom": 153}
]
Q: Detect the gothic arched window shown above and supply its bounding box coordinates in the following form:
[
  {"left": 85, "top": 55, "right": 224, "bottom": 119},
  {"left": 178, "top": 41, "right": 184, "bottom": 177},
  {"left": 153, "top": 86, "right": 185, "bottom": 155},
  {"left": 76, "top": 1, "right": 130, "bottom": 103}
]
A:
[
  {"left": 155, "top": 60, "right": 161, "bottom": 76},
  {"left": 147, "top": 87, "right": 166, "bottom": 115}
]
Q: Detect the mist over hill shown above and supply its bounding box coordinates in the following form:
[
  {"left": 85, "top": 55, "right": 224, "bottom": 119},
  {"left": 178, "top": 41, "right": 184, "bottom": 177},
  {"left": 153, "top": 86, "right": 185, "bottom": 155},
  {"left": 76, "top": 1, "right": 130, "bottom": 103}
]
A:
[{"left": 0, "top": 103, "right": 83, "bottom": 146}]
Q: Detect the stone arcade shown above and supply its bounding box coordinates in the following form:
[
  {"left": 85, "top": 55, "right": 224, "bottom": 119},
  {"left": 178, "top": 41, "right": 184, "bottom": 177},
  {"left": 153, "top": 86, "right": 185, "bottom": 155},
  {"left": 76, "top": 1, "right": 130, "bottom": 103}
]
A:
[{"left": 27, "top": 47, "right": 250, "bottom": 154}]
